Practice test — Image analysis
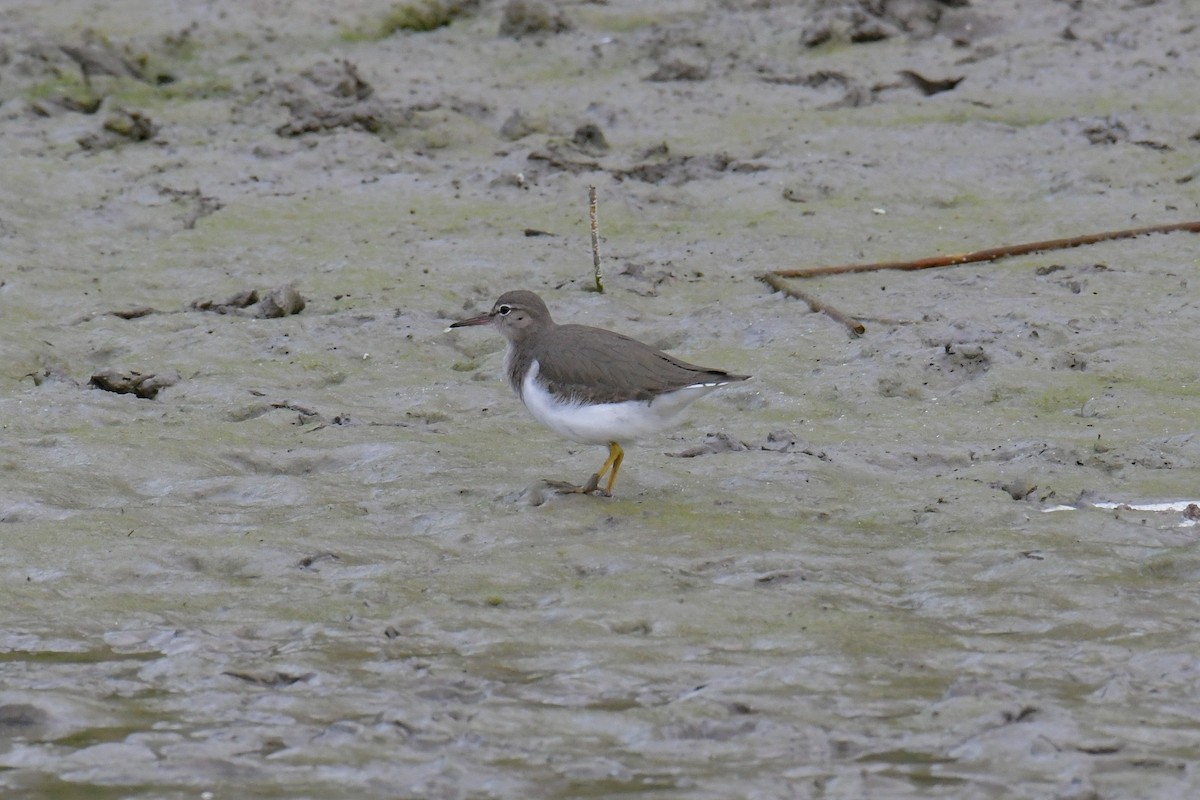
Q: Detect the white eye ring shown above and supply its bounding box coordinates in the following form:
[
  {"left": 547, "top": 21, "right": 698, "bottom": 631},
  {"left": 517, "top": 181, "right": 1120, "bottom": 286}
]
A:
[{"left": 497, "top": 305, "right": 512, "bottom": 315}]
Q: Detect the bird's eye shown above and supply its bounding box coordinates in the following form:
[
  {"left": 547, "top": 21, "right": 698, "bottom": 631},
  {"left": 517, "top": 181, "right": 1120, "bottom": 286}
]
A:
[{"left": 497, "top": 305, "right": 512, "bottom": 315}]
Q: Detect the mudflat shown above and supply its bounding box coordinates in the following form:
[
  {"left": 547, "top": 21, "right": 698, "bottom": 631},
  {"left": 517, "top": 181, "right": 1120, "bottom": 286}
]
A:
[{"left": 2, "top": 1, "right": 1198, "bottom": 797}]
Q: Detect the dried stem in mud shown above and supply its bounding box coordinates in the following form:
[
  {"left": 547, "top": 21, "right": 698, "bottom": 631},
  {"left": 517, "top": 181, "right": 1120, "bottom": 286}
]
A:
[
  {"left": 588, "top": 185, "right": 603, "bottom": 293},
  {"left": 762, "top": 220, "right": 1200, "bottom": 335}
]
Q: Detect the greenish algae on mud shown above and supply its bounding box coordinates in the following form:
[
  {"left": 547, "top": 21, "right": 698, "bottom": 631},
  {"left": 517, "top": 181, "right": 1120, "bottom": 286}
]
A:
[{"left": 2, "top": 1, "right": 1200, "bottom": 798}]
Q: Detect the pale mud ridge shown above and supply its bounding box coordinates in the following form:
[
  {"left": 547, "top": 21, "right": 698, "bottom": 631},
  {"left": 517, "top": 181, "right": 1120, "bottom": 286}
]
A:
[{"left": 1, "top": 1, "right": 1199, "bottom": 798}]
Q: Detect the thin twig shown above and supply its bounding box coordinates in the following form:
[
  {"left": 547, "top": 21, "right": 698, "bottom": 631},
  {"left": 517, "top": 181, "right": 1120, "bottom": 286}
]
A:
[
  {"left": 588, "top": 185, "right": 603, "bottom": 293},
  {"left": 772, "top": 220, "right": 1200, "bottom": 278},
  {"left": 758, "top": 272, "right": 865, "bottom": 336},
  {"left": 762, "top": 219, "right": 1200, "bottom": 336}
]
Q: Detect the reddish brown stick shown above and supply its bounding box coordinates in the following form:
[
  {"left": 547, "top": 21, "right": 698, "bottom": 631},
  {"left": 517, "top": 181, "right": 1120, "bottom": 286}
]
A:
[
  {"left": 758, "top": 272, "right": 865, "bottom": 335},
  {"left": 771, "top": 220, "right": 1200, "bottom": 278}
]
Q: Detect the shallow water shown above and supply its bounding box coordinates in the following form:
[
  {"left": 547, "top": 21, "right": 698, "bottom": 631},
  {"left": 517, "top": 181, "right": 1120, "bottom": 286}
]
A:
[{"left": 2, "top": 0, "right": 1199, "bottom": 797}]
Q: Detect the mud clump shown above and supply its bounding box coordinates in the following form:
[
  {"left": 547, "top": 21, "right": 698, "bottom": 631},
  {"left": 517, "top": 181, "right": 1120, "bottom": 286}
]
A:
[{"left": 90, "top": 368, "right": 180, "bottom": 399}]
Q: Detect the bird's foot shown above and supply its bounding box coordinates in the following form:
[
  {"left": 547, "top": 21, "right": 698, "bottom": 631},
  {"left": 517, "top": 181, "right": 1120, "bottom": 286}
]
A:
[{"left": 541, "top": 475, "right": 611, "bottom": 497}]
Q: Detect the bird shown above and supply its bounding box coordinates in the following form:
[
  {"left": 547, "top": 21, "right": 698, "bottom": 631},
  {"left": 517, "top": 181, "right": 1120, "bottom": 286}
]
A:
[{"left": 448, "top": 289, "right": 749, "bottom": 496}]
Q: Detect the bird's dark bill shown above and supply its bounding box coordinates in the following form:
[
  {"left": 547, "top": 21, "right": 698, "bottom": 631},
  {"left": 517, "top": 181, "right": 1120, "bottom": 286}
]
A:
[{"left": 449, "top": 312, "right": 493, "bottom": 328}]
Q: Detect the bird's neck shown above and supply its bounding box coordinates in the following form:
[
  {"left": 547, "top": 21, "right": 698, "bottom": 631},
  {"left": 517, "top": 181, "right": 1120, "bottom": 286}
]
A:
[{"left": 503, "top": 340, "right": 533, "bottom": 399}]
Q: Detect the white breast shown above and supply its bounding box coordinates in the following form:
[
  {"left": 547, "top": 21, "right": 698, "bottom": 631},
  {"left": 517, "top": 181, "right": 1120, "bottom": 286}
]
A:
[{"left": 519, "top": 360, "right": 724, "bottom": 445}]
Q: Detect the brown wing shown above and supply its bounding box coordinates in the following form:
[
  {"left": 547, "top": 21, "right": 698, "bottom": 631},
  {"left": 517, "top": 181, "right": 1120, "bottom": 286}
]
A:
[{"left": 531, "top": 324, "right": 747, "bottom": 404}]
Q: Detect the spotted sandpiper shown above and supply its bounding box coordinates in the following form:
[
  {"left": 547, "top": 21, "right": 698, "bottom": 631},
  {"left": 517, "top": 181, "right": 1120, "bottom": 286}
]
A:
[{"left": 449, "top": 290, "right": 749, "bottom": 496}]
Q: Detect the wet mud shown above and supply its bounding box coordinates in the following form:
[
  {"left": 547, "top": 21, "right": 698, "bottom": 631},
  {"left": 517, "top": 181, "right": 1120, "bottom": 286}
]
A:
[{"left": 1, "top": 1, "right": 1199, "bottom": 797}]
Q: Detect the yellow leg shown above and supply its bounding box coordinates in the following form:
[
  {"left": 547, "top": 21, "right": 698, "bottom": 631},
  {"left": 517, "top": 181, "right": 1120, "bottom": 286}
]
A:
[
  {"left": 576, "top": 442, "right": 624, "bottom": 496},
  {"left": 603, "top": 442, "right": 624, "bottom": 495}
]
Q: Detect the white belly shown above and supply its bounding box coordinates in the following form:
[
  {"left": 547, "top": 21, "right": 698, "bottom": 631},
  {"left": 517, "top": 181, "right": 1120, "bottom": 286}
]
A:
[{"left": 519, "top": 360, "right": 722, "bottom": 445}]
